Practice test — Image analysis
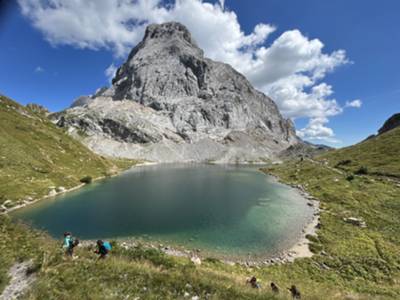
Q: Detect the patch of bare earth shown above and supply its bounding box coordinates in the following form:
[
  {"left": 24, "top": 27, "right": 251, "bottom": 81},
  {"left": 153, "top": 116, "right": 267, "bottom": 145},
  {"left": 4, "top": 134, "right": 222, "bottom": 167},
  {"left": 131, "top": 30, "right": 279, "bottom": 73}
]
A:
[{"left": 0, "top": 261, "right": 36, "bottom": 300}]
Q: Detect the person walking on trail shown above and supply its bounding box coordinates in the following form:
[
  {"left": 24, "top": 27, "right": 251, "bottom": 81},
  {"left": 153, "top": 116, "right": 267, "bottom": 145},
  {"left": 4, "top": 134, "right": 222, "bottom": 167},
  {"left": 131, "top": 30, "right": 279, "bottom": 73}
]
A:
[
  {"left": 247, "top": 276, "right": 261, "bottom": 289},
  {"left": 270, "top": 282, "right": 279, "bottom": 294},
  {"left": 95, "top": 240, "right": 112, "bottom": 259},
  {"left": 62, "top": 232, "right": 79, "bottom": 257},
  {"left": 288, "top": 285, "right": 301, "bottom": 299}
]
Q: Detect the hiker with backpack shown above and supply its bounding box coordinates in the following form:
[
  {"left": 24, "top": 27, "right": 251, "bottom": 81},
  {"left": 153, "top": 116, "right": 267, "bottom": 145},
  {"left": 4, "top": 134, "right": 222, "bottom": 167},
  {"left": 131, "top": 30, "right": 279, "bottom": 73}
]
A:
[
  {"left": 95, "top": 240, "right": 112, "bottom": 259},
  {"left": 246, "top": 276, "right": 261, "bottom": 289},
  {"left": 62, "top": 232, "right": 79, "bottom": 257}
]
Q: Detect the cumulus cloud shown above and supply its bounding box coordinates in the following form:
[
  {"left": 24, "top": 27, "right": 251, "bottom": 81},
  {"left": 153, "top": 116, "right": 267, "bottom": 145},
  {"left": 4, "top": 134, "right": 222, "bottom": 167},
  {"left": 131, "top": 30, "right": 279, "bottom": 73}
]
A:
[
  {"left": 297, "top": 117, "right": 339, "bottom": 144},
  {"left": 105, "top": 63, "right": 117, "bottom": 83},
  {"left": 18, "top": 0, "right": 355, "bottom": 143},
  {"left": 345, "top": 99, "right": 362, "bottom": 108}
]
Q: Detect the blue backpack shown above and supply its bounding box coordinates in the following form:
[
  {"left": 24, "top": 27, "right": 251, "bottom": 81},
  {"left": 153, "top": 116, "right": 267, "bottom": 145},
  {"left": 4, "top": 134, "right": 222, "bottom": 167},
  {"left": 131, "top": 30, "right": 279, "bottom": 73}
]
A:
[{"left": 103, "top": 241, "right": 112, "bottom": 251}]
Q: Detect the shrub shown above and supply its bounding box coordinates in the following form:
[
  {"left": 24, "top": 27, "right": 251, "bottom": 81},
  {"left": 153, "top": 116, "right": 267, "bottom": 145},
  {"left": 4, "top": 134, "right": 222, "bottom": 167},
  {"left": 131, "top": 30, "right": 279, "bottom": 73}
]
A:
[
  {"left": 355, "top": 166, "right": 368, "bottom": 175},
  {"left": 204, "top": 257, "right": 221, "bottom": 264},
  {"left": 335, "top": 159, "right": 352, "bottom": 168},
  {"left": 79, "top": 176, "right": 92, "bottom": 184},
  {"left": 306, "top": 234, "right": 319, "bottom": 243},
  {"left": 123, "top": 245, "right": 176, "bottom": 269},
  {"left": 309, "top": 243, "right": 323, "bottom": 253}
]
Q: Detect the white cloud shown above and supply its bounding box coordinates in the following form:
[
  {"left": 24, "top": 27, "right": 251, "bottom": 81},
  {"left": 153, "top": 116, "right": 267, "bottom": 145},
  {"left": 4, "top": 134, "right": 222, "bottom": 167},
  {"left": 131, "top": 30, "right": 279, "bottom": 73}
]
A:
[
  {"left": 297, "top": 117, "right": 340, "bottom": 144},
  {"left": 35, "top": 66, "right": 44, "bottom": 73},
  {"left": 18, "top": 0, "right": 354, "bottom": 143},
  {"left": 105, "top": 63, "right": 117, "bottom": 83},
  {"left": 345, "top": 99, "right": 362, "bottom": 108},
  {"left": 219, "top": 0, "right": 225, "bottom": 10}
]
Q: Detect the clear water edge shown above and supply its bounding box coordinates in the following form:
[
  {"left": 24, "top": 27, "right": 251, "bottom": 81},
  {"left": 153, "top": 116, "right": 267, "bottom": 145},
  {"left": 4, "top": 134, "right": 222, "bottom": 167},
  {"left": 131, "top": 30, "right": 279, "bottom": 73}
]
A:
[{"left": 12, "top": 164, "right": 314, "bottom": 261}]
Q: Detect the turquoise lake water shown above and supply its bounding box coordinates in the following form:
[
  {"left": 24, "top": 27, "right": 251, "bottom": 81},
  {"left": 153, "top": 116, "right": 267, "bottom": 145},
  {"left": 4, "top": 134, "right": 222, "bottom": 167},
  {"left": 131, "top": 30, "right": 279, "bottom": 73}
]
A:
[{"left": 12, "top": 164, "right": 313, "bottom": 259}]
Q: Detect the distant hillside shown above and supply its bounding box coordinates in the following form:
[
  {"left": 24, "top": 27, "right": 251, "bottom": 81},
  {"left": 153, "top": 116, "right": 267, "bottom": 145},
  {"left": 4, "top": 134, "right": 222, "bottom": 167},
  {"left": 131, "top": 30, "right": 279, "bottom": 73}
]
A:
[
  {"left": 0, "top": 95, "right": 135, "bottom": 209},
  {"left": 318, "top": 120, "right": 400, "bottom": 178},
  {"left": 279, "top": 141, "right": 332, "bottom": 160}
]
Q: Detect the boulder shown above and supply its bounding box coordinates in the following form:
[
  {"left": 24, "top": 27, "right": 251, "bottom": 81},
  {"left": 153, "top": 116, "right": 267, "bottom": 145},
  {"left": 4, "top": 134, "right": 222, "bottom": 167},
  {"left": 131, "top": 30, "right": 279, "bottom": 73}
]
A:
[
  {"left": 3, "top": 200, "right": 13, "bottom": 208},
  {"left": 56, "top": 186, "right": 66, "bottom": 193},
  {"left": 48, "top": 189, "right": 57, "bottom": 197},
  {"left": 190, "top": 256, "right": 201, "bottom": 265}
]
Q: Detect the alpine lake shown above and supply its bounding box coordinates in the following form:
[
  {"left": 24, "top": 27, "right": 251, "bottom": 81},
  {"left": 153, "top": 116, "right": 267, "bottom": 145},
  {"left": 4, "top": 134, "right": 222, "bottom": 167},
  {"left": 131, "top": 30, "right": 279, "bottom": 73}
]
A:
[{"left": 12, "top": 164, "right": 314, "bottom": 261}]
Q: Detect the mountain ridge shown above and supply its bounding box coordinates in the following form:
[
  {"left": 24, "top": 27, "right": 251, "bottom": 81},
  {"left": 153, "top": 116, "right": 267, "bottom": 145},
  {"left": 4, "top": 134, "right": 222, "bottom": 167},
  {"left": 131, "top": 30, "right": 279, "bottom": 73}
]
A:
[{"left": 54, "top": 22, "right": 300, "bottom": 163}]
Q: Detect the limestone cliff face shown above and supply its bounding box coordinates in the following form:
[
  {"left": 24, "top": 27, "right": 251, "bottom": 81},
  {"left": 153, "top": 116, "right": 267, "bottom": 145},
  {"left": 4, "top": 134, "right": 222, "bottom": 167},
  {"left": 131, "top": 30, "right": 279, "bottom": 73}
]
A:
[{"left": 54, "top": 22, "right": 300, "bottom": 163}]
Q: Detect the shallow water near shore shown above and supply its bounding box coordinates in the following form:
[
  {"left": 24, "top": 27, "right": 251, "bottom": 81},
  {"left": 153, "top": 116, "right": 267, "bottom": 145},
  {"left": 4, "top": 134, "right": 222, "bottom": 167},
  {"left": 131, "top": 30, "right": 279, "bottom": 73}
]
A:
[{"left": 12, "top": 164, "right": 313, "bottom": 260}]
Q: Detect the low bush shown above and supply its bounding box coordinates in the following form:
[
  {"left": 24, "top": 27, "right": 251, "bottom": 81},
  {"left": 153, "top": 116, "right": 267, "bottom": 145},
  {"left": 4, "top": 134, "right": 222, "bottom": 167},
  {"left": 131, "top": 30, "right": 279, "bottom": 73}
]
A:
[
  {"left": 305, "top": 234, "right": 319, "bottom": 243},
  {"left": 309, "top": 243, "right": 323, "bottom": 253},
  {"left": 335, "top": 159, "right": 352, "bottom": 167},
  {"left": 355, "top": 166, "right": 368, "bottom": 175},
  {"left": 79, "top": 176, "right": 92, "bottom": 184},
  {"left": 122, "top": 245, "right": 176, "bottom": 269}
]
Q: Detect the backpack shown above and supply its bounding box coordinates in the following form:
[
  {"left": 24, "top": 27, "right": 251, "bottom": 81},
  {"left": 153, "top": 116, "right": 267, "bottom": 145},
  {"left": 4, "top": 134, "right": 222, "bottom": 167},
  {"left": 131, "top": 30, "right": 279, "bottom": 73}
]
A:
[
  {"left": 73, "top": 238, "right": 80, "bottom": 247},
  {"left": 67, "top": 237, "right": 79, "bottom": 249},
  {"left": 103, "top": 241, "right": 112, "bottom": 251}
]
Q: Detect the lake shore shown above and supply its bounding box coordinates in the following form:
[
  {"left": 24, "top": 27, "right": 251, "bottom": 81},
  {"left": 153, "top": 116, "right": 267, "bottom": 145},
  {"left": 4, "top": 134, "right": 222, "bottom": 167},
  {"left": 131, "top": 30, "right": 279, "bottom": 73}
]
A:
[
  {"left": 78, "top": 169, "right": 320, "bottom": 267},
  {"left": 6, "top": 162, "right": 320, "bottom": 266},
  {"left": 1, "top": 161, "right": 157, "bottom": 215}
]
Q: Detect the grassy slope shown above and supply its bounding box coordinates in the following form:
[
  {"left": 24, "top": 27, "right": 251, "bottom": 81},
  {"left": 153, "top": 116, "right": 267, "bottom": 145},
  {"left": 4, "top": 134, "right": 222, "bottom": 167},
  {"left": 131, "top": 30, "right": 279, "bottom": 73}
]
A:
[
  {"left": 1, "top": 94, "right": 399, "bottom": 299},
  {"left": 263, "top": 128, "right": 400, "bottom": 299},
  {"left": 1, "top": 216, "right": 284, "bottom": 300},
  {"left": 0, "top": 95, "right": 135, "bottom": 207},
  {"left": 317, "top": 127, "right": 400, "bottom": 177}
]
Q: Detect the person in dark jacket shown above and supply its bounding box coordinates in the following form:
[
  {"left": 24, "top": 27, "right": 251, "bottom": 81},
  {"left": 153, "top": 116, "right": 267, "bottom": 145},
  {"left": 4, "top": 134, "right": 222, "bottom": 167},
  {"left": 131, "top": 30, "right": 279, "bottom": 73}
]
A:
[
  {"left": 95, "top": 240, "right": 110, "bottom": 259},
  {"left": 62, "top": 232, "right": 79, "bottom": 257},
  {"left": 247, "top": 276, "right": 261, "bottom": 289},
  {"left": 270, "top": 282, "right": 279, "bottom": 294},
  {"left": 288, "top": 285, "right": 301, "bottom": 299}
]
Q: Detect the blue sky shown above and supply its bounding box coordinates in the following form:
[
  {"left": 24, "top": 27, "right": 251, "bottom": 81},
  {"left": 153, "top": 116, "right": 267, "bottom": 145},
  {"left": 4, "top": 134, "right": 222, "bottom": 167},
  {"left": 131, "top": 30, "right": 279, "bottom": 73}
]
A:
[{"left": 0, "top": 0, "right": 399, "bottom": 147}]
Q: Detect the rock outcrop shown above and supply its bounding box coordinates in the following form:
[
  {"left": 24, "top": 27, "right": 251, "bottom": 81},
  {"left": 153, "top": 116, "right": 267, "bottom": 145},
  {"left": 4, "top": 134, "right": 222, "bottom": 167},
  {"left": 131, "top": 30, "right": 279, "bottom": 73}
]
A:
[
  {"left": 378, "top": 113, "right": 400, "bottom": 135},
  {"left": 364, "top": 112, "right": 400, "bottom": 141},
  {"left": 52, "top": 22, "right": 300, "bottom": 163}
]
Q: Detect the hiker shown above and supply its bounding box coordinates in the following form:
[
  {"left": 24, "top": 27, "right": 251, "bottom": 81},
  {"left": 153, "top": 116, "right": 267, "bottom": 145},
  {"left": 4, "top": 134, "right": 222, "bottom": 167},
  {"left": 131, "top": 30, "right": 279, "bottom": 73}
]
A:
[
  {"left": 95, "top": 240, "right": 112, "bottom": 259},
  {"left": 270, "top": 282, "right": 279, "bottom": 294},
  {"left": 62, "top": 232, "right": 79, "bottom": 257},
  {"left": 288, "top": 285, "right": 301, "bottom": 299},
  {"left": 247, "top": 276, "right": 261, "bottom": 289}
]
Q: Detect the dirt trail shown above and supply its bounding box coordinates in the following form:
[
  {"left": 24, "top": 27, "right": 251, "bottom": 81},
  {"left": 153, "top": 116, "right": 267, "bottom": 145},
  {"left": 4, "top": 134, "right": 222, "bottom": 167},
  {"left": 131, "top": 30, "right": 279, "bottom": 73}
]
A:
[{"left": 0, "top": 261, "right": 36, "bottom": 300}]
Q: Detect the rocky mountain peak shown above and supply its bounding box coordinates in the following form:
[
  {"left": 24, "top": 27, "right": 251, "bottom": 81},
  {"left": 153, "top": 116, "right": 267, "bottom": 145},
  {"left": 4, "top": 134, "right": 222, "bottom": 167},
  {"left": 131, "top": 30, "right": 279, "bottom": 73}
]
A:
[
  {"left": 143, "top": 22, "right": 198, "bottom": 48},
  {"left": 54, "top": 22, "right": 301, "bottom": 163}
]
